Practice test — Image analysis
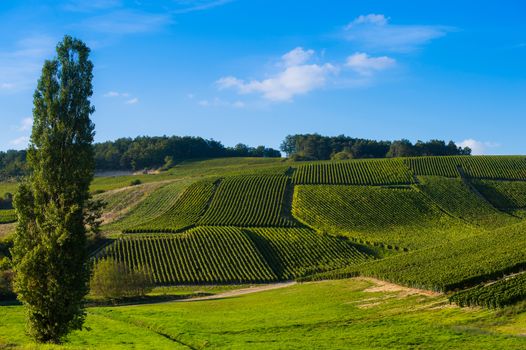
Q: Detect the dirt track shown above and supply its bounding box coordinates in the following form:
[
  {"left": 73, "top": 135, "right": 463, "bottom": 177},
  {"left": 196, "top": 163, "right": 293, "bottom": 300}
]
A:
[{"left": 176, "top": 281, "right": 297, "bottom": 302}]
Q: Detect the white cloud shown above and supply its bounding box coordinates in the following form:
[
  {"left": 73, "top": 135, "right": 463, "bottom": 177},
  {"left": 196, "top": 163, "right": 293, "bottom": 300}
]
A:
[
  {"left": 125, "top": 97, "right": 139, "bottom": 105},
  {"left": 346, "top": 14, "right": 388, "bottom": 28},
  {"left": 217, "top": 48, "right": 338, "bottom": 102},
  {"left": 18, "top": 117, "right": 33, "bottom": 131},
  {"left": 104, "top": 91, "right": 129, "bottom": 97},
  {"left": 281, "top": 47, "right": 315, "bottom": 67},
  {"left": 344, "top": 14, "right": 450, "bottom": 52},
  {"left": 9, "top": 136, "right": 29, "bottom": 147},
  {"left": 1, "top": 83, "right": 15, "bottom": 90},
  {"left": 458, "top": 139, "right": 500, "bottom": 155},
  {"left": 198, "top": 97, "right": 245, "bottom": 108},
  {"left": 346, "top": 52, "right": 395, "bottom": 76}
]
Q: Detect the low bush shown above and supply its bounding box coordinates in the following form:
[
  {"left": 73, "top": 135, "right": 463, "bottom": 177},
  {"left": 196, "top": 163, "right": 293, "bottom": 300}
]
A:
[{"left": 90, "top": 259, "right": 152, "bottom": 299}]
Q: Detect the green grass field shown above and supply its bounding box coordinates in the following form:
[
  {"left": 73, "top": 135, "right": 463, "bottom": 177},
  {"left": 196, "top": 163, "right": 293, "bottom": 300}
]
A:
[{"left": 1, "top": 279, "right": 525, "bottom": 349}]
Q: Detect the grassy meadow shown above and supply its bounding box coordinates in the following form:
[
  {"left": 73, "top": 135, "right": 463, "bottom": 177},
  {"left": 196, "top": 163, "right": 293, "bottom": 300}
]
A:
[{"left": 1, "top": 279, "right": 525, "bottom": 349}]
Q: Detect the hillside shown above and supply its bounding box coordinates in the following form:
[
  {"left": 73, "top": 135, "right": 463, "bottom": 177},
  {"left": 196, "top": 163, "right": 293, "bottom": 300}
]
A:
[{"left": 2, "top": 155, "right": 526, "bottom": 310}]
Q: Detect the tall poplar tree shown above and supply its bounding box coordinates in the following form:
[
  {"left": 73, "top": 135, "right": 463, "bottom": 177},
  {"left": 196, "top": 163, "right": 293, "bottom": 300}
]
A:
[{"left": 11, "top": 36, "right": 95, "bottom": 343}]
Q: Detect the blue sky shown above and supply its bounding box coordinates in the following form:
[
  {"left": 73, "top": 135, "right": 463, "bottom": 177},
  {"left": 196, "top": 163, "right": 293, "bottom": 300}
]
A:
[{"left": 0, "top": 0, "right": 525, "bottom": 154}]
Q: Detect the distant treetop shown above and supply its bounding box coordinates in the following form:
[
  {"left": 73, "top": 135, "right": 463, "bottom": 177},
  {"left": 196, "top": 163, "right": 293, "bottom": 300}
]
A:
[
  {"left": 280, "top": 134, "right": 471, "bottom": 161},
  {"left": 0, "top": 135, "right": 281, "bottom": 179}
]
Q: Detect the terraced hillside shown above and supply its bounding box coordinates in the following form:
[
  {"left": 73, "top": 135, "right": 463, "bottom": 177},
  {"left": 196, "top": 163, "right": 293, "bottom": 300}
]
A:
[
  {"left": 104, "top": 180, "right": 193, "bottom": 232},
  {"left": 472, "top": 179, "right": 526, "bottom": 212},
  {"left": 57, "top": 156, "right": 526, "bottom": 308},
  {"left": 450, "top": 272, "right": 526, "bottom": 308},
  {"left": 198, "top": 175, "right": 295, "bottom": 227},
  {"left": 313, "top": 221, "right": 526, "bottom": 292},
  {"left": 417, "top": 176, "right": 519, "bottom": 229},
  {"left": 97, "top": 227, "right": 370, "bottom": 284},
  {"left": 125, "top": 179, "right": 218, "bottom": 233},
  {"left": 293, "top": 158, "right": 413, "bottom": 185},
  {"left": 405, "top": 155, "right": 526, "bottom": 179},
  {"left": 292, "top": 184, "right": 478, "bottom": 250}
]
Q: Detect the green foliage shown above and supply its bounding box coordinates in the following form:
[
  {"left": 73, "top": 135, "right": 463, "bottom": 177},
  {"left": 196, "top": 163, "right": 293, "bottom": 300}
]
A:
[
  {"left": 472, "top": 179, "right": 526, "bottom": 209},
  {"left": 97, "top": 227, "right": 370, "bottom": 283},
  {"left": 84, "top": 198, "right": 106, "bottom": 239},
  {"left": 405, "top": 155, "right": 526, "bottom": 179},
  {"left": 292, "top": 158, "right": 414, "bottom": 185},
  {"left": 129, "top": 179, "right": 142, "bottom": 186},
  {"left": 11, "top": 36, "right": 95, "bottom": 343},
  {"left": 417, "top": 176, "right": 518, "bottom": 229},
  {"left": 125, "top": 179, "right": 217, "bottom": 233},
  {"left": 319, "top": 222, "right": 526, "bottom": 292},
  {"left": 281, "top": 134, "right": 469, "bottom": 160},
  {"left": 94, "top": 135, "right": 281, "bottom": 171},
  {"left": 0, "top": 209, "right": 16, "bottom": 224},
  {"left": 90, "top": 259, "right": 152, "bottom": 299},
  {"left": 293, "top": 185, "right": 478, "bottom": 250},
  {"left": 199, "top": 175, "right": 296, "bottom": 227},
  {"left": 450, "top": 273, "right": 526, "bottom": 308}
]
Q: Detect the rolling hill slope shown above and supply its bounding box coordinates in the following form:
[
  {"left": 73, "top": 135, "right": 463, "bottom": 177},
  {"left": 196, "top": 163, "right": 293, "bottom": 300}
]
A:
[{"left": 80, "top": 155, "right": 526, "bottom": 307}]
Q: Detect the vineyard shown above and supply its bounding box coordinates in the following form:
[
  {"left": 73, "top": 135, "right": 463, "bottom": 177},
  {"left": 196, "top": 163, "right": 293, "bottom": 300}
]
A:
[
  {"left": 317, "top": 221, "right": 526, "bottom": 292},
  {"left": 405, "top": 156, "right": 526, "bottom": 179},
  {"left": 247, "top": 227, "right": 371, "bottom": 279},
  {"left": 449, "top": 272, "right": 526, "bottom": 308},
  {"left": 98, "top": 227, "right": 277, "bottom": 284},
  {"left": 417, "top": 176, "right": 518, "bottom": 229},
  {"left": 292, "top": 184, "right": 478, "bottom": 250},
  {"left": 104, "top": 180, "right": 192, "bottom": 231},
  {"left": 0, "top": 209, "right": 16, "bottom": 224},
  {"left": 124, "top": 179, "right": 217, "bottom": 233},
  {"left": 97, "top": 226, "right": 371, "bottom": 284},
  {"left": 292, "top": 158, "right": 413, "bottom": 185},
  {"left": 198, "top": 175, "right": 295, "bottom": 227},
  {"left": 70, "top": 156, "right": 526, "bottom": 308},
  {"left": 472, "top": 179, "right": 526, "bottom": 210}
]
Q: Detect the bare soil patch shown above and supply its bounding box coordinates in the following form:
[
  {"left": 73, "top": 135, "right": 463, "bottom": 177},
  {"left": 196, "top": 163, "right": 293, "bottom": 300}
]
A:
[{"left": 357, "top": 277, "right": 441, "bottom": 297}]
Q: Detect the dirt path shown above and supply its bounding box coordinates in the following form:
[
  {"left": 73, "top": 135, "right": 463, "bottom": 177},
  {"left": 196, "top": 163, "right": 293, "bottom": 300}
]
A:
[
  {"left": 176, "top": 281, "right": 297, "bottom": 302},
  {"left": 356, "top": 277, "right": 441, "bottom": 296}
]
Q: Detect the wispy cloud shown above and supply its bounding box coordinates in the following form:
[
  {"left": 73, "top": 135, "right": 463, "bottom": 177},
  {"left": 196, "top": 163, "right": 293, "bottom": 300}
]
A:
[
  {"left": 344, "top": 14, "right": 450, "bottom": 52},
  {"left": 104, "top": 91, "right": 129, "bottom": 97},
  {"left": 9, "top": 136, "right": 29, "bottom": 148},
  {"left": 17, "top": 117, "right": 33, "bottom": 132},
  {"left": 346, "top": 52, "right": 395, "bottom": 76},
  {"left": 81, "top": 10, "right": 171, "bottom": 34},
  {"left": 0, "top": 83, "right": 15, "bottom": 90},
  {"left": 63, "top": 0, "right": 121, "bottom": 12},
  {"left": 104, "top": 91, "right": 138, "bottom": 104},
  {"left": 198, "top": 97, "right": 245, "bottom": 108},
  {"left": 458, "top": 139, "right": 500, "bottom": 155},
  {"left": 217, "top": 47, "right": 338, "bottom": 102},
  {"left": 0, "top": 35, "right": 56, "bottom": 92},
  {"left": 171, "top": 0, "right": 234, "bottom": 14}
]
